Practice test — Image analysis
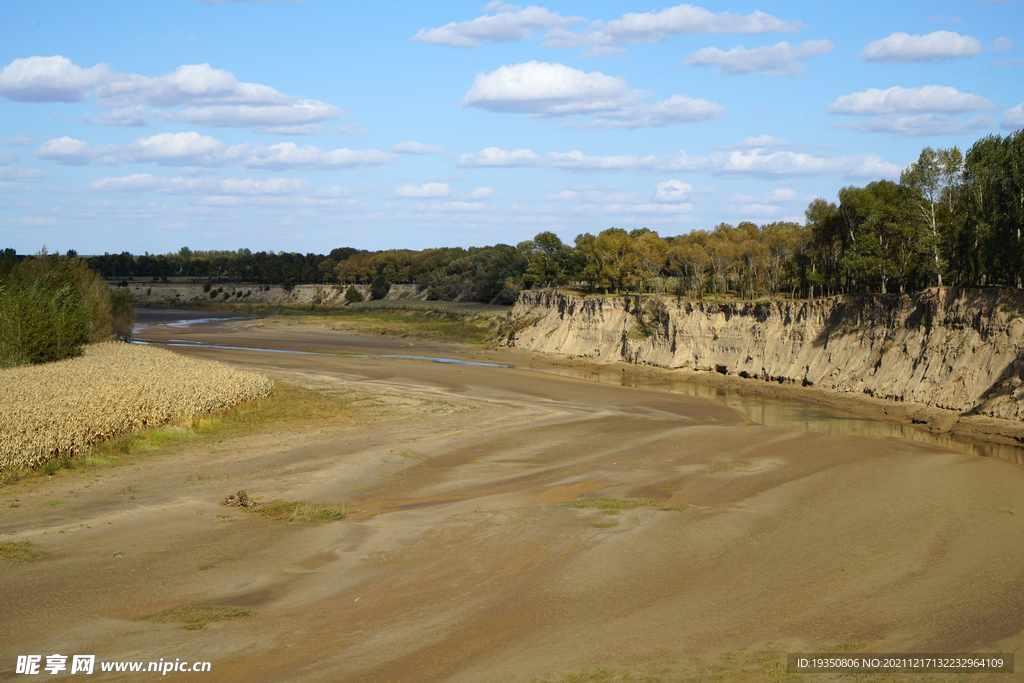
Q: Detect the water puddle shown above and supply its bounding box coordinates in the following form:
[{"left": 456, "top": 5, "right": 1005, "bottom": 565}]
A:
[{"left": 531, "top": 367, "right": 1024, "bottom": 464}]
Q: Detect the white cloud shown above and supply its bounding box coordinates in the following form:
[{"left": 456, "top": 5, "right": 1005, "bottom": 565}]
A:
[
  {"left": 860, "top": 31, "right": 982, "bottom": 63},
  {"left": 412, "top": 6, "right": 581, "bottom": 47},
  {"left": 88, "top": 173, "right": 313, "bottom": 195},
  {"left": 0, "top": 135, "right": 35, "bottom": 146},
  {"left": 461, "top": 61, "right": 723, "bottom": 128},
  {"left": 0, "top": 57, "right": 341, "bottom": 132},
  {"left": 725, "top": 134, "right": 789, "bottom": 149},
  {"left": 462, "top": 61, "right": 629, "bottom": 115},
  {"left": 653, "top": 179, "right": 692, "bottom": 202},
  {"left": 159, "top": 101, "right": 341, "bottom": 131},
  {"left": 835, "top": 113, "right": 995, "bottom": 137},
  {"left": 243, "top": 142, "right": 397, "bottom": 170},
  {"left": 458, "top": 147, "right": 542, "bottom": 167},
  {"left": 34, "top": 132, "right": 397, "bottom": 170},
  {"left": 827, "top": 85, "right": 995, "bottom": 115},
  {"left": 989, "top": 37, "right": 1016, "bottom": 54},
  {"left": 470, "top": 186, "right": 495, "bottom": 199},
  {"left": 458, "top": 145, "right": 900, "bottom": 179},
  {"left": 0, "top": 166, "right": 50, "bottom": 181},
  {"left": 338, "top": 123, "right": 372, "bottom": 136},
  {"left": 1003, "top": 104, "right": 1024, "bottom": 129},
  {"left": 391, "top": 141, "right": 445, "bottom": 154},
  {"left": 991, "top": 59, "right": 1022, "bottom": 68},
  {"left": 684, "top": 39, "right": 833, "bottom": 76},
  {"left": 483, "top": 2, "right": 521, "bottom": 12},
  {"left": 0, "top": 56, "right": 111, "bottom": 102},
  {"left": 543, "top": 4, "right": 802, "bottom": 49},
  {"left": 394, "top": 182, "right": 451, "bottom": 198}
]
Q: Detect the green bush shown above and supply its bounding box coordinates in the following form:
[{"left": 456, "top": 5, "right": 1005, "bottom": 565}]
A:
[
  {"left": 0, "top": 252, "right": 135, "bottom": 368},
  {"left": 344, "top": 285, "right": 364, "bottom": 303},
  {"left": 370, "top": 274, "right": 391, "bottom": 300}
]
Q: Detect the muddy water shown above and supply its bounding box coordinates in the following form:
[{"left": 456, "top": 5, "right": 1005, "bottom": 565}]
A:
[{"left": 531, "top": 367, "right": 1024, "bottom": 464}]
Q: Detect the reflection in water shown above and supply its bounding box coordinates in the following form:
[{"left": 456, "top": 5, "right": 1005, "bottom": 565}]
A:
[{"left": 532, "top": 367, "right": 1024, "bottom": 465}]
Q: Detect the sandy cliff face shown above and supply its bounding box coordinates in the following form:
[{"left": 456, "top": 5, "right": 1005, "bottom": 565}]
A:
[{"left": 504, "top": 288, "right": 1024, "bottom": 424}]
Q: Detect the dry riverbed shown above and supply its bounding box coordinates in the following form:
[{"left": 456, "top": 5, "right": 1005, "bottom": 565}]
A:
[{"left": 2, "top": 315, "right": 1023, "bottom": 682}]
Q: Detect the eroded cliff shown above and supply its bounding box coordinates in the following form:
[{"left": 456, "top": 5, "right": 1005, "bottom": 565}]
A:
[{"left": 504, "top": 288, "right": 1024, "bottom": 428}]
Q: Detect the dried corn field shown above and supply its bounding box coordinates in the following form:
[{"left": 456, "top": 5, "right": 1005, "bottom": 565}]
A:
[{"left": 1, "top": 342, "right": 273, "bottom": 472}]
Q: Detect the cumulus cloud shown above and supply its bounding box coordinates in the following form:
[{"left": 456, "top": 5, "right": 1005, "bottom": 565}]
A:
[
  {"left": 0, "top": 56, "right": 111, "bottom": 102},
  {"left": 412, "top": 6, "right": 581, "bottom": 47},
  {"left": 34, "top": 132, "right": 397, "bottom": 170},
  {"left": 543, "top": 4, "right": 801, "bottom": 50},
  {"left": 827, "top": 85, "right": 995, "bottom": 115},
  {"left": 836, "top": 113, "right": 996, "bottom": 137},
  {"left": 470, "top": 186, "right": 495, "bottom": 199},
  {"left": 652, "top": 179, "right": 692, "bottom": 202},
  {"left": 827, "top": 85, "right": 996, "bottom": 136},
  {"left": 461, "top": 61, "right": 723, "bottom": 128},
  {"left": 391, "top": 141, "right": 445, "bottom": 154},
  {"left": 684, "top": 39, "right": 833, "bottom": 76},
  {"left": 860, "top": 31, "right": 982, "bottom": 63},
  {"left": 0, "top": 56, "right": 342, "bottom": 132},
  {"left": 1003, "top": 104, "right": 1024, "bottom": 129},
  {"left": 394, "top": 182, "right": 451, "bottom": 198},
  {"left": 458, "top": 145, "right": 900, "bottom": 179},
  {"left": 414, "top": 4, "right": 800, "bottom": 56}
]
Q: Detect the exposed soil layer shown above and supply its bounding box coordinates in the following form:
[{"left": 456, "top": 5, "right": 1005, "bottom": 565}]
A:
[
  {"left": 2, "top": 317, "right": 1023, "bottom": 683},
  {"left": 505, "top": 288, "right": 1024, "bottom": 445}
]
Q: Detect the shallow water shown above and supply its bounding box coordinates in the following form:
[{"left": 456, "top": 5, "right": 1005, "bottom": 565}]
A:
[{"left": 530, "top": 367, "right": 1024, "bottom": 464}]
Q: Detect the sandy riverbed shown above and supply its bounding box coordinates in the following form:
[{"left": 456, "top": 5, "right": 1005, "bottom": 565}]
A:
[{"left": 2, "top": 317, "right": 1022, "bottom": 682}]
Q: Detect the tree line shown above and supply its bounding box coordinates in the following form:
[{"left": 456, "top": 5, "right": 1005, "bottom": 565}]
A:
[{"left": 4, "top": 128, "right": 1022, "bottom": 309}]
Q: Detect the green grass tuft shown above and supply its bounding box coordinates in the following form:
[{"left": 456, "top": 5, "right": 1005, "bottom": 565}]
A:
[
  {"left": 137, "top": 602, "right": 255, "bottom": 631},
  {"left": 562, "top": 498, "right": 657, "bottom": 514},
  {"left": 249, "top": 500, "right": 347, "bottom": 522},
  {"left": 1, "top": 540, "right": 47, "bottom": 566}
]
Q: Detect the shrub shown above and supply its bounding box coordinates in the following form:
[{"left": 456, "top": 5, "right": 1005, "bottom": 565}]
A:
[
  {"left": 344, "top": 285, "right": 364, "bottom": 303},
  {"left": 370, "top": 274, "right": 391, "bottom": 300},
  {"left": 0, "top": 254, "right": 132, "bottom": 367}
]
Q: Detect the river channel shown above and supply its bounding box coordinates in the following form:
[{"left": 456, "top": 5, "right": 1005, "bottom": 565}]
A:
[{"left": 134, "top": 308, "right": 1024, "bottom": 465}]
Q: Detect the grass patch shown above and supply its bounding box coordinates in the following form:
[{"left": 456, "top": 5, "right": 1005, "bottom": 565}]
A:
[
  {"left": 659, "top": 504, "right": 694, "bottom": 512},
  {"left": 136, "top": 602, "right": 255, "bottom": 631},
  {"left": 1, "top": 540, "right": 47, "bottom": 566},
  {"left": 397, "top": 450, "right": 427, "bottom": 460},
  {"left": 249, "top": 500, "right": 347, "bottom": 522},
  {"left": 562, "top": 498, "right": 656, "bottom": 514},
  {"left": 590, "top": 521, "right": 617, "bottom": 529}
]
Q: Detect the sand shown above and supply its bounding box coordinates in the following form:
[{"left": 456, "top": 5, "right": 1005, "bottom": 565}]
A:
[{"left": 2, "top": 317, "right": 1022, "bottom": 682}]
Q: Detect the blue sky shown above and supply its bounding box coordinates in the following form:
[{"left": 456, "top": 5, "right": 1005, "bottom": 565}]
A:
[{"left": 1, "top": 0, "right": 1021, "bottom": 255}]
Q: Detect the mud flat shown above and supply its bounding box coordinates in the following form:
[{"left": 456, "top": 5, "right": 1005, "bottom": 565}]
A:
[{"left": 2, "top": 316, "right": 1023, "bottom": 682}]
